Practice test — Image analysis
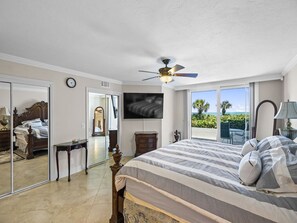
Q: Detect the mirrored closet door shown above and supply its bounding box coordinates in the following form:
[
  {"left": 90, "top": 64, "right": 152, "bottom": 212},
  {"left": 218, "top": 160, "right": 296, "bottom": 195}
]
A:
[{"left": 0, "top": 81, "right": 50, "bottom": 197}]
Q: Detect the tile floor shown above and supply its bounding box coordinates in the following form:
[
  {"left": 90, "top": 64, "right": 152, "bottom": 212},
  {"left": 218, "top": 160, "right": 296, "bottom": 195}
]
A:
[{"left": 0, "top": 156, "right": 131, "bottom": 223}]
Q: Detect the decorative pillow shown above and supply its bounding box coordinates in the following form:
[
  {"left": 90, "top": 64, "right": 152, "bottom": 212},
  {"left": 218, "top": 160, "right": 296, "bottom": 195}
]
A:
[
  {"left": 284, "top": 143, "right": 297, "bottom": 155},
  {"left": 42, "top": 119, "right": 48, "bottom": 126},
  {"left": 145, "top": 96, "right": 155, "bottom": 103},
  {"left": 256, "top": 146, "right": 297, "bottom": 193},
  {"left": 238, "top": 151, "right": 262, "bottom": 186},
  {"left": 21, "top": 118, "right": 41, "bottom": 125},
  {"left": 25, "top": 121, "right": 42, "bottom": 128},
  {"left": 241, "top": 138, "right": 258, "bottom": 156},
  {"left": 154, "top": 97, "right": 163, "bottom": 105},
  {"left": 257, "top": 135, "right": 294, "bottom": 153}
]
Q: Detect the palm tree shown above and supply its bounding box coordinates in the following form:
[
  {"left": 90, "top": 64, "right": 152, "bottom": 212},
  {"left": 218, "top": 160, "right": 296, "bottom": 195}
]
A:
[
  {"left": 193, "top": 99, "right": 210, "bottom": 119},
  {"left": 221, "top": 100, "right": 232, "bottom": 115}
]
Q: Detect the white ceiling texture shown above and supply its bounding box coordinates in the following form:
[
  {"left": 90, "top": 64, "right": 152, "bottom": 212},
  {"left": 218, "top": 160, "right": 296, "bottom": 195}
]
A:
[{"left": 1, "top": 1, "right": 297, "bottom": 88}]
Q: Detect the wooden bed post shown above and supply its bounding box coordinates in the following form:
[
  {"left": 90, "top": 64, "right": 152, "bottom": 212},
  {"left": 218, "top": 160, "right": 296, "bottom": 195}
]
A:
[
  {"left": 110, "top": 144, "right": 124, "bottom": 223},
  {"left": 26, "top": 126, "right": 34, "bottom": 159}
]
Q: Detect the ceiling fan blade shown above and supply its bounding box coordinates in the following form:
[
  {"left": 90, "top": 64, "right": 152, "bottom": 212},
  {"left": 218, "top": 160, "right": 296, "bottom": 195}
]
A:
[
  {"left": 168, "top": 64, "right": 184, "bottom": 74},
  {"left": 139, "top": 70, "right": 159, "bottom": 74},
  {"left": 142, "top": 76, "right": 160, "bottom": 81},
  {"left": 174, "top": 73, "right": 198, "bottom": 78}
]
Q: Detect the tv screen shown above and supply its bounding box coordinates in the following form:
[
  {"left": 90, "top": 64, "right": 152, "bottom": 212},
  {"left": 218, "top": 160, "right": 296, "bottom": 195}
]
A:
[{"left": 123, "top": 93, "right": 164, "bottom": 119}]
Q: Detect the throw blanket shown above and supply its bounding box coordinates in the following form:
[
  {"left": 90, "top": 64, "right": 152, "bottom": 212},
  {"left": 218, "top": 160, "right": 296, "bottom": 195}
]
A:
[{"left": 116, "top": 139, "right": 297, "bottom": 223}]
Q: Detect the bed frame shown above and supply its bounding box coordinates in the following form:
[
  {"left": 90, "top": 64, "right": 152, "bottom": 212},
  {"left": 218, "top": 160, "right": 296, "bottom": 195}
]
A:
[
  {"left": 13, "top": 101, "right": 48, "bottom": 159},
  {"left": 110, "top": 145, "right": 125, "bottom": 223}
]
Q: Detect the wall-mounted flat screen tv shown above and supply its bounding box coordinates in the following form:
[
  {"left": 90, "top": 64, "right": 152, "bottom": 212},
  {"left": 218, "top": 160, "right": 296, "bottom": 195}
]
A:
[{"left": 123, "top": 93, "right": 164, "bottom": 119}]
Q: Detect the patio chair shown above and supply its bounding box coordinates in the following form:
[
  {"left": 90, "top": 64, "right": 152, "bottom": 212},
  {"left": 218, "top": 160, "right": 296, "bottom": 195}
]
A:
[{"left": 221, "top": 122, "right": 233, "bottom": 144}]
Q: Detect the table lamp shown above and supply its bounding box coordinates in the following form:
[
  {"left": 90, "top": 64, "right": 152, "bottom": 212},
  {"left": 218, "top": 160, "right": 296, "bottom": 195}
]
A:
[
  {"left": 274, "top": 101, "right": 297, "bottom": 129},
  {"left": 0, "top": 107, "right": 10, "bottom": 130}
]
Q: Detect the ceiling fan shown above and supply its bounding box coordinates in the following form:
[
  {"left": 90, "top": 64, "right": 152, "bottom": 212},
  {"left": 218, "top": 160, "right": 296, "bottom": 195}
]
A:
[{"left": 139, "top": 58, "right": 198, "bottom": 83}]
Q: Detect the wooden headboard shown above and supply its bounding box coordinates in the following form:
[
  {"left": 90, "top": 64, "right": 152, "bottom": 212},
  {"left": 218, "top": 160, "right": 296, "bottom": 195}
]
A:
[{"left": 13, "top": 101, "right": 48, "bottom": 128}]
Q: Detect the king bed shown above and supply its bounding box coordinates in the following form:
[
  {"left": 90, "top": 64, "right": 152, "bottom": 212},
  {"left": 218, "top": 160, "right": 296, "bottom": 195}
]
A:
[
  {"left": 110, "top": 138, "right": 297, "bottom": 223},
  {"left": 13, "top": 101, "right": 48, "bottom": 159}
]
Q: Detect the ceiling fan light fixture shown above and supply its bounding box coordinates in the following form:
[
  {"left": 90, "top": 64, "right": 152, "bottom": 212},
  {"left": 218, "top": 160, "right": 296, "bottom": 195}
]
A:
[{"left": 160, "top": 75, "right": 173, "bottom": 83}]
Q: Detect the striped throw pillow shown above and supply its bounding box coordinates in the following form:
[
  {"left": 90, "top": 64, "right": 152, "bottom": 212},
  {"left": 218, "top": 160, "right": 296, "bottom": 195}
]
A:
[{"left": 256, "top": 146, "right": 297, "bottom": 193}]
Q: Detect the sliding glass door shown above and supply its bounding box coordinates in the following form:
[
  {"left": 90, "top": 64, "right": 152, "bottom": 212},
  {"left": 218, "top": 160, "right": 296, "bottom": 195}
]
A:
[
  {"left": 220, "top": 87, "right": 250, "bottom": 145},
  {"left": 191, "top": 86, "right": 250, "bottom": 145}
]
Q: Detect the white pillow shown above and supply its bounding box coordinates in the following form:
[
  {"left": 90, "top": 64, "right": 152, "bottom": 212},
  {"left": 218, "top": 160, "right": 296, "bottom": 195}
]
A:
[
  {"left": 241, "top": 138, "right": 257, "bottom": 156},
  {"left": 21, "top": 118, "right": 41, "bottom": 125},
  {"left": 238, "top": 151, "right": 262, "bottom": 186}
]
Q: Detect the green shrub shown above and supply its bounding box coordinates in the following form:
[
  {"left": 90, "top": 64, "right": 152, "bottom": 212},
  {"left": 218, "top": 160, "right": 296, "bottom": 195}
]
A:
[{"left": 191, "top": 114, "right": 249, "bottom": 130}]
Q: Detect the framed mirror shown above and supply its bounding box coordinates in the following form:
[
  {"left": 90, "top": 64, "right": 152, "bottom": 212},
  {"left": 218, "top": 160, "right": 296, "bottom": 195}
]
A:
[{"left": 92, "top": 106, "right": 105, "bottom": 136}]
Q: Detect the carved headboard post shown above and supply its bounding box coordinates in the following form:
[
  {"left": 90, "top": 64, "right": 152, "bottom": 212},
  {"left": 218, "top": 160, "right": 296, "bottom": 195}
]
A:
[
  {"left": 110, "top": 145, "right": 124, "bottom": 223},
  {"left": 13, "top": 107, "right": 20, "bottom": 128}
]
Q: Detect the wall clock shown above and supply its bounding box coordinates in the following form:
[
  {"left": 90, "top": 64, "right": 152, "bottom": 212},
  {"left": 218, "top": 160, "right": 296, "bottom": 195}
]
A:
[{"left": 66, "top": 77, "right": 76, "bottom": 88}]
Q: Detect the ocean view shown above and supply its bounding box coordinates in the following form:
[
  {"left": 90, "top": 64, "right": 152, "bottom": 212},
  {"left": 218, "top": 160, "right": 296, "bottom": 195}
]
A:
[{"left": 192, "top": 112, "right": 249, "bottom": 116}]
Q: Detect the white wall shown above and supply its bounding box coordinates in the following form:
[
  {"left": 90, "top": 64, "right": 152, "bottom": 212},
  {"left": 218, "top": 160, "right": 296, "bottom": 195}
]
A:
[
  {"left": 283, "top": 63, "right": 297, "bottom": 128},
  {"left": 161, "top": 87, "right": 175, "bottom": 146},
  {"left": 174, "top": 90, "right": 188, "bottom": 139},
  {"left": 0, "top": 59, "right": 122, "bottom": 180}
]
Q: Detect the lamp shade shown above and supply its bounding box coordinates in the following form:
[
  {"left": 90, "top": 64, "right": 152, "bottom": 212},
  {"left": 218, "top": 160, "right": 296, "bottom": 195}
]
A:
[
  {"left": 0, "top": 107, "right": 10, "bottom": 116},
  {"left": 160, "top": 75, "right": 173, "bottom": 83},
  {"left": 274, "top": 101, "right": 297, "bottom": 119}
]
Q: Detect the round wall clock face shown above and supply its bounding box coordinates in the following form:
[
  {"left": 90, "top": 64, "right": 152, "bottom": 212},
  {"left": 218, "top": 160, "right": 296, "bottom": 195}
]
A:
[{"left": 66, "top": 77, "right": 76, "bottom": 88}]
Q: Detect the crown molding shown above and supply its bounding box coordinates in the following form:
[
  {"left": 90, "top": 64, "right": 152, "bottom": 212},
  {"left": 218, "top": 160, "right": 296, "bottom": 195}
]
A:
[
  {"left": 0, "top": 53, "right": 122, "bottom": 85},
  {"left": 282, "top": 54, "right": 297, "bottom": 76}
]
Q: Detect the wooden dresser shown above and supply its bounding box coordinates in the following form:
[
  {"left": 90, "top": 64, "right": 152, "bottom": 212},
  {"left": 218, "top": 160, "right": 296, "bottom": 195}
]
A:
[
  {"left": 134, "top": 131, "right": 158, "bottom": 157},
  {"left": 0, "top": 130, "right": 10, "bottom": 151}
]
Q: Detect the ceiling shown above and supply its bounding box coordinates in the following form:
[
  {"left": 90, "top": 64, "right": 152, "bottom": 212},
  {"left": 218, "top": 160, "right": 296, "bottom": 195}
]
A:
[{"left": 1, "top": 1, "right": 297, "bottom": 87}]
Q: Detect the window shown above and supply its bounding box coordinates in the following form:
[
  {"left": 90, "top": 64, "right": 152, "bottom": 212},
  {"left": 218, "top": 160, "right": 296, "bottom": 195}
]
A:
[{"left": 191, "top": 86, "right": 250, "bottom": 145}]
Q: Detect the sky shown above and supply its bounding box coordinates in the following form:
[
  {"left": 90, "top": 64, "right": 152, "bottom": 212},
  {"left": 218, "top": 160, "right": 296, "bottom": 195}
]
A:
[{"left": 191, "top": 87, "right": 250, "bottom": 113}]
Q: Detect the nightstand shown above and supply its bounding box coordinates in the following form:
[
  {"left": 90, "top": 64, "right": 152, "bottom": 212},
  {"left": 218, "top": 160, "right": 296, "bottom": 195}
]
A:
[
  {"left": 0, "top": 130, "right": 10, "bottom": 151},
  {"left": 134, "top": 131, "right": 158, "bottom": 157}
]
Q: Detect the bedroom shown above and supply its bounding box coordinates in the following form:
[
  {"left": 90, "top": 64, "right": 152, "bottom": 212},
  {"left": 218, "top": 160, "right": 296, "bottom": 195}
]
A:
[{"left": 1, "top": 1, "right": 297, "bottom": 222}]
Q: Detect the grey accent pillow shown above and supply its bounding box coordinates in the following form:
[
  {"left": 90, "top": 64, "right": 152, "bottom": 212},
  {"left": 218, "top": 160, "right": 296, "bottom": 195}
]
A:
[
  {"left": 241, "top": 138, "right": 258, "bottom": 156},
  {"left": 257, "top": 135, "right": 294, "bottom": 153},
  {"left": 286, "top": 143, "right": 297, "bottom": 155},
  {"left": 256, "top": 146, "right": 297, "bottom": 193},
  {"left": 238, "top": 151, "right": 262, "bottom": 186}
]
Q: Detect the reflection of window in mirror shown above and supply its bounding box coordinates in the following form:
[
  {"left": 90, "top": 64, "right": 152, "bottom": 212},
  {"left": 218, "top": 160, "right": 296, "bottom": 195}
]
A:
[{"left": 92, "top": 106, "right": 105, "bottom": 136}]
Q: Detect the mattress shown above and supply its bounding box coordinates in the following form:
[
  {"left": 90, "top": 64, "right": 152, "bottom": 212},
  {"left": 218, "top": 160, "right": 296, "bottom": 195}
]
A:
[{"left": 116, "top": 139, "right": 297, "bottom": 223}]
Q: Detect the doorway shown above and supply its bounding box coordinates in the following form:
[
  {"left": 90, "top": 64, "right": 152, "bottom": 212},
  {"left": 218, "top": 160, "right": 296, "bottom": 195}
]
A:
[{"left": 87, "top": 91, "right": 119, "bottom": 166}]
